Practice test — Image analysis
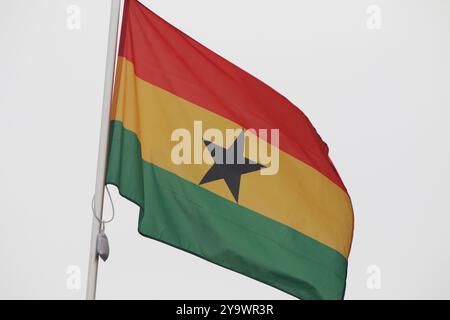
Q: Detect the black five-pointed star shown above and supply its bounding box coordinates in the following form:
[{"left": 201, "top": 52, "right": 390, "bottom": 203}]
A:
[{"left": 199, "top": 133, "right": 265, "bottom": 202}]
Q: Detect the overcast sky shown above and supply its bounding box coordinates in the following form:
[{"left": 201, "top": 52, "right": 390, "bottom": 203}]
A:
[{"left": 0, "top": 0, "right": 449, "bottom": 299}]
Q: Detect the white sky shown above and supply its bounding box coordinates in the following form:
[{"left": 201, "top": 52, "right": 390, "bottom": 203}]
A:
[{"left": 0, "top": 0, "right": 449, "bottom": 299}]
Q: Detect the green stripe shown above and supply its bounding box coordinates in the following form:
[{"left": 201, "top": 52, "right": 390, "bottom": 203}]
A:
[{"left": 106, "top": 120, "right": 348, "bottom": 300}]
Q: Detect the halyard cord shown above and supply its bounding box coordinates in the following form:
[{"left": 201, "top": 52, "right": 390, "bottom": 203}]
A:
[{"left": 91, "top": 185, "right": 115, "bottom": 230}]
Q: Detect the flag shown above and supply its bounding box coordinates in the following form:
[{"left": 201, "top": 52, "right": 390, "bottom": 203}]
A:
[{"left": 106, "top": 0, "right": 354, "bottom": 300}]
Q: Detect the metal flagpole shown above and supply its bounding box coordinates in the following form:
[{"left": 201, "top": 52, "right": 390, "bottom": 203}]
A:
[{"left": 86, "top": 0, "right": 122, "bottom": 300}]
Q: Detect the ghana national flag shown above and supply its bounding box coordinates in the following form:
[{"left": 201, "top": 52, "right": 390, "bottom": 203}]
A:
[{"left": 106, "top": 0, "right": 354, "bottom": 300}]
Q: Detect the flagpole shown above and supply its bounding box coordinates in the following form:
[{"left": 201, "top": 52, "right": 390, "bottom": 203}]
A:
[{"left": 86, "top": 0, "right": 122, "bottom": 300}]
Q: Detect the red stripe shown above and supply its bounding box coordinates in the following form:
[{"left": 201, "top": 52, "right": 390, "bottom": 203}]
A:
[{"left": 118, "top": 0, "right": 347, "bottom": 192}]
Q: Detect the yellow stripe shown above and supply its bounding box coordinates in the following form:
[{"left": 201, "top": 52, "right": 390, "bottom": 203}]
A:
[{"left": 111, "top": 57, "right": 354, "bottom": 257}]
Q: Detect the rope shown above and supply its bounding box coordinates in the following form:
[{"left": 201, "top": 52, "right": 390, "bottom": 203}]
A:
[{"left": 91, "top": 185, "right": 115, "bottom": 231}]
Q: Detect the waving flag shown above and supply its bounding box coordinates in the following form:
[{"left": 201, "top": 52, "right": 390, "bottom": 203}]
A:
[{"left": 106, "top": 0, "right": 353, "bottom": 299}]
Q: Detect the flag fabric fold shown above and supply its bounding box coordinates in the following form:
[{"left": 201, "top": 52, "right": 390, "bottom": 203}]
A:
[{"left": 106, "top": 0, "right": 354, "bottom": 300}]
